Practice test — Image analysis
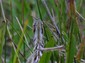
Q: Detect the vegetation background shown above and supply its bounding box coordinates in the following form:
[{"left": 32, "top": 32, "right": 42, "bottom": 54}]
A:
[{"left": 0, "top": 0, "right": 85, "bottom": 63}]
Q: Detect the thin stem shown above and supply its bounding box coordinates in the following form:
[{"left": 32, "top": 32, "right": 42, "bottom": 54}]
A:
[
  {"left": 42, "top": 0, "right": 60, "bottom": 38},
  {"left": 37, "top": 45, "right": 64, "bottom": 51}
]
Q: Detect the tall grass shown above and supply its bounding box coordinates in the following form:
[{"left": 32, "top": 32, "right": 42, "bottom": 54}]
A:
[{"left": 0, "top": 0, "right": 85, "bottom": 63}]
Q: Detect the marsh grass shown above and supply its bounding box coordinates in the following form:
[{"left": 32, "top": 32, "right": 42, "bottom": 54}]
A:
[{"left": 0, "top": 0, "right": 85, "bottom": 63}]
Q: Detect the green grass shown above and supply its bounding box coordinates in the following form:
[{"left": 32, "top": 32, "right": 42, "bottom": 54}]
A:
[{"left": 0, "top": 0, "right": 85, "bottom": 63}]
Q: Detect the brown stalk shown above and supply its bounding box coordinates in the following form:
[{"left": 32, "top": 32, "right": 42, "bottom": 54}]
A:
[
  {"left": 76, "top": 36, "right": 85, "bottom": 62},
  {"left": 66, "top": 0, "right": 77, "bottom": 32}
]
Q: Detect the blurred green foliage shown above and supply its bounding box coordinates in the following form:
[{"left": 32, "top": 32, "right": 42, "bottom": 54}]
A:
[{"left": 0, "top": 0, "right": 85, "bottom": 63}]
